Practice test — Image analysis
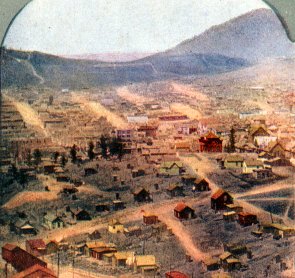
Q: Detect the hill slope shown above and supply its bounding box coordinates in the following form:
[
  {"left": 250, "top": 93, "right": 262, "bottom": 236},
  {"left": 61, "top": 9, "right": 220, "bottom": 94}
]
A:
[
  {"left": 167, "top": 8, "right": 295, "bottom": 62},
  {"left": 1, "top": 48, "right": 247, "bottom": 89}
]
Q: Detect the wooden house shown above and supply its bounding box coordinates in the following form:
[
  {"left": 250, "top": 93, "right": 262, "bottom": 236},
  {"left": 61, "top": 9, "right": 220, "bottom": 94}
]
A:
[
  {"left": 2, "top": 244, "right": 47, "bottom": 272},
  {"left": 12, "top": 264, "right": 57, "bottom": 278},
  {"left": 262, "top": 223, "right": 295, "bottom": 238},
  {"left": 112, "top": 200, "right": 125, "bottom": 211},
  {"left": 222, "top": 258, "right": 242, "bottom": 272},
  {"left": 202, "top": 258, "right": 220, "bottom": 272},
  {"left": 193, "top": 177, "right": 210, "bottom": 191},
  {"left": 242, "top": 159, "right": 264, "bottom": 174},
  {"left": 112, "top": 251, "right": 134, "bottom": 267},
  {"left": 181, "top": 175, "right": 197, "bottom": 185},
  {"left": 84, "top": 242, "right": 109, "bottom": 257},
  {"left": 174, "top": 203, "right": 195, "bottom": 220},
  {"left": 70, "top": 207, "right": 92, "bottom": 221},
  {"left": 26, "top": 239, "right": 46, "bottom": 257},
  {"left": 167, "top": 184, "right": 184, "bottom": 197},
  {"left": 91, "top": 246, "right": 117, "bottom": 260},
  {"left": 88, "top": 230, "right": 102, "bottom": 240},
  {"left": 46, "top": 240, "right": 59, "bottom": 255},
  {"left": 143, "top": 213, "right": 159, "bottom": 225},
  {"left": 199, "top": 132, "right": 223, "bottom": 153},
  {"left": 223, "top": 211, "right": 237, "bottom": 222},
  {"left": 211, "top": 189, "right": 233, "bottom": 211},
  {"left": 44, "top": 213, "right": 65, "bottom": 229},
  {"left": 265, "top": 157, "right": 292, "bottom": 167},
  {"left": 134, "top": 255, "right": 158, "bottom": 276},
  {"left": 224, "top": 155, "right": 244, "bottom": 169},
  {"left": 108, "top": 219, "right": 124, "bottom": 234},
  {"left": 159, "top": 161, "right": 184, "bottom": 176},
  {"left": 266, "top": 141, "right": 286, "bottom": 158},
  {"left": 133, "top": 188, "right": 152, "bottom": 202},
  {"left": 138, "top": 126, "right": 158, "bottom": 138},
  {"left": 96, "top": 202, "right": 110, "bottom": 213},
  {"left": 10, "top": 220, "right": 37, "bottom": 236},
  {"left": 238, "top": 212, "right": 258, "bottom": 226}
]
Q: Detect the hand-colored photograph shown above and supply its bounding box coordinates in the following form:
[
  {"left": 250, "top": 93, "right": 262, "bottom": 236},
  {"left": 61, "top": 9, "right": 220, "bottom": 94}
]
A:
[{"left": 0, "top": 0, "right": 295, "bottom": 277}]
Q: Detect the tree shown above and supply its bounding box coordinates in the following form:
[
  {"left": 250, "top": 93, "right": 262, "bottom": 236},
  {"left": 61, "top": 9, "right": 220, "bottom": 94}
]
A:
[
  {"left": 18, "top": 171, "right": 28, "bottom": 189},
  {"left": 53, "top": 151, "right": 60, "bottom": 163},
  {"left": 87, "top": 141, "right": 95, "bottom": 160},
  {"left": 109, "top": 137, "right": 124, "bottom": 161},
  {"left": 70, "top": 145, "right": 77, "bottom": 163},
  {"left": 61, "top": 154, "right": 67, "bottom": 167},
  {"left": 228, "top": 127, "right": 236, "bottom": 153},
  {"left": 26, "top": 149, "right": 32, "bottom": 165},
  {"left": 48, "top": 95, "right": 54, "bottom": 106},
  {"left": 33, "top": 149, "right": 42, "bottom": 166},
  {"left": 98, "top": 135, "right": 108, "bottom": 159}
]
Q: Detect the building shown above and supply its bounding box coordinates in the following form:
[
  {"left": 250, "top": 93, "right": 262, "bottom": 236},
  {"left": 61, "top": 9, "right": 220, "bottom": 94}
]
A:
[
  {"left": 193, "top": 177, "right": 210, "bottom": 191},
  {"left": 211, "top": 189, "right": 233, "bottom": 211},
  {"left": 202, "top": 258, "right": 220, "bottom": 272},
  {"left": 133, "top": 188, "right": 152, "bottom": 202},
  {"left": 116, "top": 129, "right": 134, "bottom": 141},
  {"left": 159, "top": 161, "right": 184, "bottom": 176},
  {"left": 112, "top": 251, "right": 134, "bottom": 268},
  {"left": 243, "top": 159, "right": 264, "bottom": 174},
  {"left": 174, "top": 203, "right": 195, "bottom": 220},
  {"left": 108, "top": 219, "right": 124, "bottom": 234},
  {"left": 46, "top": 240, "right": 59, "bottom": 255},
  {"left": 12, "top": 264, "right": 57, "bottom": 278},
  {"left": 112, "top": 200, "right": 126, "bottom": 211},
  {"left": 224, "top": 155, "right": 244, "bottom": 169},
  {"left": 238, "top": 212, "right": 258, "bottom": 226},
  {"left": 167, "top": 184, "right": 184, "bottom": 197},
  {"left": 137, "top": 126, "right": 158, "bottom": 138},
  {"left": 43, "top": 213, "right": 65, "bottom": 229},
  {"left": 134, "top": 255, "right": 158, "bottom": 276},
  {"left": 266, "top": 141, "right": 286, "bottom": 158},
  {"left": 70, "top": 208, "right": 92, "bottom": 221},
  {"left": 26, "top": 239, "right": 46, "bottom": 257},
  {"left": 199, "top": 132, "right": 223, "bottom": 153},
  {"left": 10, "top": 220, "right": 37, "bottom": 236},
  {"left": 2, "top": 244, "right": 47, "bottom": 272},
  {"left": 143, "top": 213, "right": 159, "bottom": 225},
  {"left": 127, "top": 115, "right": 148, "bottom": 124}
]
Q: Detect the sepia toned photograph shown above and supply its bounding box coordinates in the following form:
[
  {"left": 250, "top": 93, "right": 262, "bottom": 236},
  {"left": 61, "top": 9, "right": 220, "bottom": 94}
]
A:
[{"left": 0, "top": 0, "right": 295, "bottom": 277}]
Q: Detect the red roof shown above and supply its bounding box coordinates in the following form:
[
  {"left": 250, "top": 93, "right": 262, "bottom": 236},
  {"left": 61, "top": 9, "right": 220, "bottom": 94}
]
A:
[
  {"left": 3, "top": 243, "right": 17, "bottom": 251},
  {"left": 203, "top": 131, "right": 219, "bottom": 139},
  {"left": 211, "top": 189, "right": 226, "bottom": 200},
  {"left": 26, "top": 239, "right": 46, "bottom": 250},
  {"left": 166, "top": 271, "right": 189, "bottom": 278},
  {"left": 12, "top": 264, "right": 56, "bottom": 278},
  {"left": 174, "top": 203, "right": 191, "bottom": 213}
]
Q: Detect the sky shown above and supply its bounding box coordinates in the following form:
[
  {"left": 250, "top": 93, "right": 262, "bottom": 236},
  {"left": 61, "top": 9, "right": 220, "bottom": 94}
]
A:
[{"left": 3, "top": 0, "right": 270, "bottom": 56}]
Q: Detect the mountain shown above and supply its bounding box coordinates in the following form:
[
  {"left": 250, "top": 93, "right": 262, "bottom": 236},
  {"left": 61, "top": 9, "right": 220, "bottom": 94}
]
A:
[
  {"left": 167, "top": 8, "right": 295, "bottom": 62},
  {"left": 1, "top": 48, "right": 247, "bottom": 89}
]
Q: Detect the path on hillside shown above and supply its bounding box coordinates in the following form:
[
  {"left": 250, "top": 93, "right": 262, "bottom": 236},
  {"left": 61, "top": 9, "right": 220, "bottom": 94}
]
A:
[
  {"left": 116, "top": 86, "right": 153, "bottom": 105},
  {"left": 72, "top": 93, "right": 128, "bottom": 129}
]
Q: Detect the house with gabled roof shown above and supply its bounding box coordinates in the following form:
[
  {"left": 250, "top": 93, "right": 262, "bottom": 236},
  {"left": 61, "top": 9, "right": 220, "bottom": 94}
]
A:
[
  {"left": 26, "top": 239, "right": 46, "bottom": 257},
  {"left": 174, "top": 203, "right": 195, "bottom": 220},
  {"left": 243, "top": 159, "right": 264, "bottom": 174},
  {"left": 159, "top": 161, "right": 184, "bottom": 176},
  {"left": 224, "top": 155, "right": 244, "bottom": 169},
  {"left": 12, "top": 264, "right": 57, "bottom": 278},
  {"left": 211, "top": 189, "right": 233, "bottom": 211},
  {"left": 265, "top": 140, "right": 286, "bottom": 158}
]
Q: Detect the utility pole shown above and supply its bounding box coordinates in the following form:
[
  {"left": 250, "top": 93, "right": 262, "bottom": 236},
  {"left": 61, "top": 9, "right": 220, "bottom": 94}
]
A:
[{"left": 57, "top": 250, "right": 60, "bottom": 278}]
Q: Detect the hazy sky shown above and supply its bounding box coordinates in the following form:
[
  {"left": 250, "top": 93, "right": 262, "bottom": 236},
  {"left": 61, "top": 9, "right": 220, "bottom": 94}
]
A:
[{"left": 4, "top": 0, "right": 270, "bottom": 55}]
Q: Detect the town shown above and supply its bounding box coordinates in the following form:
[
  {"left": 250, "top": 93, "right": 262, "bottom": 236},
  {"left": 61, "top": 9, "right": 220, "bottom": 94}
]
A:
[{"left": 1, "top": 70, "right": 295, "bottom": 277}]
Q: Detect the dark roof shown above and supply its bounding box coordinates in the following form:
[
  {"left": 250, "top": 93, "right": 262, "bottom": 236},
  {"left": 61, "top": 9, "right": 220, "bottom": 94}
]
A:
[
  {"left": 165, "top": 271, "right": 189, "bottom": 278},
  {"left": 26, "top": 239, "right": 46, "bottom": 250}
]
